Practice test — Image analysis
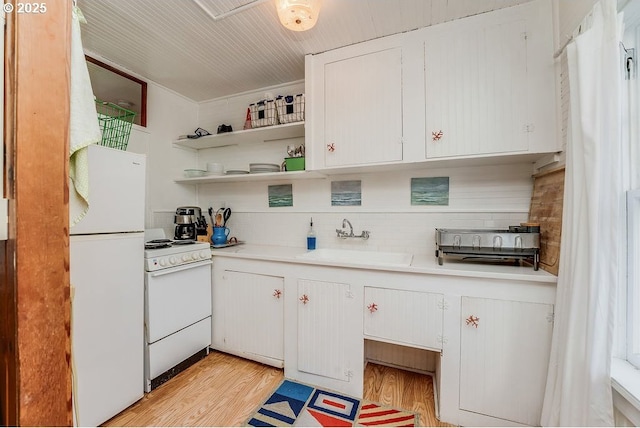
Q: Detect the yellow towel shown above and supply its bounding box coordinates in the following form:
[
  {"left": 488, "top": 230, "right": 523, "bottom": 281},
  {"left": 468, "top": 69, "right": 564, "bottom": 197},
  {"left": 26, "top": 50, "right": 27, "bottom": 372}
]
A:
[{"left": 69, "top": 6, "right": 101, "bottom": 227}]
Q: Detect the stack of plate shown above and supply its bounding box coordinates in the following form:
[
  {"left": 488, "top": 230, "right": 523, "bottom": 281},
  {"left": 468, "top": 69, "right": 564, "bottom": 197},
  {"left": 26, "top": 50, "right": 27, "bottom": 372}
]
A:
[{"left": 249, "top": 163, "right": 281, "bottom": 173}]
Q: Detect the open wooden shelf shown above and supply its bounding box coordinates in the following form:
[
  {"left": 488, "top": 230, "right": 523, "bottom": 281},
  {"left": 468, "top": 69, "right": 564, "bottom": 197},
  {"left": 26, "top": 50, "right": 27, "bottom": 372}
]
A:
[
  {"left": 174, "top": 169, "right": 324, "bottom": 184},
  {"left": 173, "top": 122, "right": 305, "bottom": 150}
]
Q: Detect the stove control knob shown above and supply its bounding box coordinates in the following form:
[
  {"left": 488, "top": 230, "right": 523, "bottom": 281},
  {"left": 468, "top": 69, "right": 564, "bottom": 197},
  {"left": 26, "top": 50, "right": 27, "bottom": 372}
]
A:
[
  {"left": 182, "top": 254, "right": 191, "bottom": 262},
  {"left": 169, "top": 256, "right": 177, "bottom": 265},
  {"left": 159, "top": 259, "right": 168, "bottom": 267},
  {"left": 199, "top": 251, "right": 209, "bottom": 259},
  {"left": 192, "top": 252, "right": 200, "bottom": 260}
]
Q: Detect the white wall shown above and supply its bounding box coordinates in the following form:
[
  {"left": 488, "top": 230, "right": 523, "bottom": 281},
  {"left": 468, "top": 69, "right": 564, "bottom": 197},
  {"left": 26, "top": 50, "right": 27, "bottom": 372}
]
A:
[
  {"left": 186, "top": 81, "right": 537, "bottom": 256},
  {"left": 198, "top": 80, "right": 304, "bottom": 135},
  {"left": 196, "top": 163, "right": 533, "bottom": 256},
  {"left": 124, "top": 81, "right": 199, "bottom": 232}
]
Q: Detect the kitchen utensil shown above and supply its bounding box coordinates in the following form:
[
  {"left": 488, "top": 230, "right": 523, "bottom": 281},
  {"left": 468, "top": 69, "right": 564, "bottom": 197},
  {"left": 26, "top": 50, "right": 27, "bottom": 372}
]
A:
[
  {"left": 222, "top": 208, "right": 231, "bottom": 226},
  {"left": 208, "top": 207, "right": 215, "bottom": 228}
]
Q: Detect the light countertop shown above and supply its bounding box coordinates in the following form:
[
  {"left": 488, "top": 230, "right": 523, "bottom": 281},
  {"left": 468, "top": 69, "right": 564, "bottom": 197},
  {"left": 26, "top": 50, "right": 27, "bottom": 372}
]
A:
[{"left": 210, "top": 244, "right": 558, "bottom": 284}]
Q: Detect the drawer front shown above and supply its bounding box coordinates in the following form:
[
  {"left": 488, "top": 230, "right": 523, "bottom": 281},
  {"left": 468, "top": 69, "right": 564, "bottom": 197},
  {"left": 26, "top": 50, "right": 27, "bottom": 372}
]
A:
[{"left": 364, "top": 287, "right": 443, "bottom": 350}]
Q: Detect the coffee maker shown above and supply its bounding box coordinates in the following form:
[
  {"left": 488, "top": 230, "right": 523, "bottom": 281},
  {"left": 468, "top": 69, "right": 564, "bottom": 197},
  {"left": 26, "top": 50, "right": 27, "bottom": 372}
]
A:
[{"left": 174, "top": 206, "right": 207, "bottom": 241}]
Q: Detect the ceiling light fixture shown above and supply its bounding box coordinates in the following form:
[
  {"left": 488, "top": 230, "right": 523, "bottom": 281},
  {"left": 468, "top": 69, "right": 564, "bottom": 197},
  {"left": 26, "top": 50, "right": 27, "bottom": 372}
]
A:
[{"left": 275, "top": 0, "right": 321, "bottom": 32}]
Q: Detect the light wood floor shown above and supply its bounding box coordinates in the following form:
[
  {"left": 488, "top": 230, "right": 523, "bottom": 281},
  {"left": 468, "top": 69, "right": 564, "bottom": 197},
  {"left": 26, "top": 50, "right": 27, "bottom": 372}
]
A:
[{"left": 103, "top": 351, "right": 453, "bottom": 427}]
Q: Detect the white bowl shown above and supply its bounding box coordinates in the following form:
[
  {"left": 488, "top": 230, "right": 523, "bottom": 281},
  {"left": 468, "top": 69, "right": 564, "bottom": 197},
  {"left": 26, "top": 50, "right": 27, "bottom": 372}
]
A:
[
  {"left": 207, "top": 163, "right": 224, "bottom": 175},
  {"left": 183, "top": 169, "right": 206, "bottom": 178}
]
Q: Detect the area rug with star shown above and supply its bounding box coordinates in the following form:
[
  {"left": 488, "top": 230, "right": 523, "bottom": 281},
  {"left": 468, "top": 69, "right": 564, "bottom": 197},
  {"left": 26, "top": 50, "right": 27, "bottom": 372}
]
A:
[{"left": 245, "top": 379, "right": 419, "bottom": 427}]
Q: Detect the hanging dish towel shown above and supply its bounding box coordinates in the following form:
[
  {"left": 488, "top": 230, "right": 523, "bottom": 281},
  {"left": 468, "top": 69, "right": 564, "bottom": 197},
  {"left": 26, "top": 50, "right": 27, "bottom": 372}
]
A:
[{"left": 69, "top": 6, "right": 101, "bottom": 227}]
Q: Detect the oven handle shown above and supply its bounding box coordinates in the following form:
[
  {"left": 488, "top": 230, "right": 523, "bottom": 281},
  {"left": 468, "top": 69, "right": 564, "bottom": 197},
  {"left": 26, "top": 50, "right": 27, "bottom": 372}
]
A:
[{"left": 149, "top": 259, "right": 212, "bottom": 277}]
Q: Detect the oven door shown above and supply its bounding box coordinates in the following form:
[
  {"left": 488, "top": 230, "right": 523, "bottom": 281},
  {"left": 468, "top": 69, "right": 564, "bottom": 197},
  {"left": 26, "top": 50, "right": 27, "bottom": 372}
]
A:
[{"left": 145, "top": 259, "right": 212, "bottom": 343}]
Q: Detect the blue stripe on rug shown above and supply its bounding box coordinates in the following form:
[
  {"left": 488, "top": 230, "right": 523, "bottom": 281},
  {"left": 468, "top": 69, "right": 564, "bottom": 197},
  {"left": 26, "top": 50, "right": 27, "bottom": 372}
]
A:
[
  {"left": 246, "top": 417, "right": 275, "bottom": 427},
  {"left": 257, "top": 407, "right": 295, "bottom": 425}
]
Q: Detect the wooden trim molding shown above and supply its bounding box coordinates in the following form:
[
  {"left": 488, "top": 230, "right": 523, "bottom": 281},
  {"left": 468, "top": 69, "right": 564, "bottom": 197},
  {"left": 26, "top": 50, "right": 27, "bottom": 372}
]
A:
[
  {"left": 85, "top": 55, "right": 148, "bottom": 127},
  {"left": 1, "top": 1, "right": 73, "bottom": 425}
]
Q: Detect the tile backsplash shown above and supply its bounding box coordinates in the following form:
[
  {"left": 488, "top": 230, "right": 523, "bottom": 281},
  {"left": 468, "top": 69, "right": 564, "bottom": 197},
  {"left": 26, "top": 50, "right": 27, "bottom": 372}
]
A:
[{"left": 224, "top": 211, "right": 527, "bottom": 256}]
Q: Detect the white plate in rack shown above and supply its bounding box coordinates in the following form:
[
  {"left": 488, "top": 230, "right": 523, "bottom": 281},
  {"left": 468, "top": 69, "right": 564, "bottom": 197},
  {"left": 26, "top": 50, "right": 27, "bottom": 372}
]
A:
[{"left": 225, "top": 170, "right": 250, "bottom": 175}]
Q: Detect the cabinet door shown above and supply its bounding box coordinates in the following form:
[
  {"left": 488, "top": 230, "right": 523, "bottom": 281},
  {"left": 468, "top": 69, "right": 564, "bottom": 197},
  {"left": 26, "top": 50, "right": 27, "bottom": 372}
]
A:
[
  {"left": 323, "top": 48, "right": 403, "bottom": 167},
  {"left": 460, "top": 297, "right": 553, "bottom": 426},
  {"left": 424, "top": 19, "right": 528, "bottom": 158},
  {"left": 364, "top": 287, "right": 443, "bottom": 350},
  {"left": 297, "top": 279, "right": 360, "bottom": 382},
  {"left": 221, "top": 270, "right": 284, "bottom": 361}
]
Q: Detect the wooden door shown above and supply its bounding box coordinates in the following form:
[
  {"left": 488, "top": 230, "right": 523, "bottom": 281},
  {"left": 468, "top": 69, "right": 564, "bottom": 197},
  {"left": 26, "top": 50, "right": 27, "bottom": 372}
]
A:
[
  {"left": 424, "top": 19, "right": 528, "bottom": 158},
  {"left": 1, "top": 2, "right": 73, "bottom": 425},
  {"left": 459, "top": 297, "right": 553, "bottom": 426},
  {"left": 364, "top": 287, "right": 443, "bottom": 350},
  {"left": 323, "top": 48, "right": 403, "bottom": 167},
  {"left": 222, "top": 270, "right": 284, "bottom": 361}
]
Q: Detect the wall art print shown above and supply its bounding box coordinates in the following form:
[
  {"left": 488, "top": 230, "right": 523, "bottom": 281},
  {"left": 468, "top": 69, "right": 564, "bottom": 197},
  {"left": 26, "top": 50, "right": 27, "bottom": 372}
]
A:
[
  {"left": 331, "top": 180, "right": 362, "bottom": 206},
  {"left": 268, "top": 184, "right": 293, "bottom": 207},
  {"left": 411, "top": 177, "right": 449, "bottom": 205}
]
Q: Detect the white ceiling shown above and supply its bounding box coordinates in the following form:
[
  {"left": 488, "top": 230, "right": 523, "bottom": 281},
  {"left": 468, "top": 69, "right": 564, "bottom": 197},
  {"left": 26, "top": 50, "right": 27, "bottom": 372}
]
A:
[{"left": 78, "top": 0, "right": 534, "bottom": 102}]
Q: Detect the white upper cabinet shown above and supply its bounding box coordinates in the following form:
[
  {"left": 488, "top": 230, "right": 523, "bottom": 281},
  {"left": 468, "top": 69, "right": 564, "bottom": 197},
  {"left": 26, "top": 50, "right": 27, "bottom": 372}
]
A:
[
  {"left": 423, "top": 19, "right": 528, "bottom": 158},
  {"left": 306, "top": 0, "right": 556, "bottom": 170},
  {"left": 410, "top": 0, "right": 556, "bottom": 160},
  {"left": 416, "top": 0, "right": 556, "bottom": 159},
  {"left": 305, "top": 35, "right": 405, "bottom": 170}
]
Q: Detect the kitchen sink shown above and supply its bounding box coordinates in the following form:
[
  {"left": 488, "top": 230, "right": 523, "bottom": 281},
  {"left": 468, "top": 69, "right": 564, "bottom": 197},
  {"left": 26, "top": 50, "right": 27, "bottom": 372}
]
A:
[{"left": 296, "top": 248, "right": 413, "bottom": 267}]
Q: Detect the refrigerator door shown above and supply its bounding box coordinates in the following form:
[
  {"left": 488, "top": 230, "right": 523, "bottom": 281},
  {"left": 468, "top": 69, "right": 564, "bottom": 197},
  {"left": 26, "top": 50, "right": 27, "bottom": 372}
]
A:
[
  {"left": 71, "top": 233, "right": 144, "bottom": 427},
  {"left": 71, "top": 144, "right": 146, "bottom": 235}
]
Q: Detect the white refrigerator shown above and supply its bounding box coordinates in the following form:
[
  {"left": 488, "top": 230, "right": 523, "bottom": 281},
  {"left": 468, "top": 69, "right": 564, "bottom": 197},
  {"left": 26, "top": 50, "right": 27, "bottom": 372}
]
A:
[{"left": 70, "top": 144, "right": 146, "bottom": 427}]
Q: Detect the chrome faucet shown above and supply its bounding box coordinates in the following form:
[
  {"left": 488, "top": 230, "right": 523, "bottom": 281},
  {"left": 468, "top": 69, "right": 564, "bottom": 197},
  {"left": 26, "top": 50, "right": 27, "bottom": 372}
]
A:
[
  {"left": 336, "top": 218, "right": 370, "bottom": 240},
  {"left": 343, "top": 219, "right": 353, "bottom": 236}
]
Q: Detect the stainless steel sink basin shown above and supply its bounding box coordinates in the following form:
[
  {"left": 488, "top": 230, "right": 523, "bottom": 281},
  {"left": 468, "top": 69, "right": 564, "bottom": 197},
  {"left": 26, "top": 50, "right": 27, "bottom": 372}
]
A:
[{"left": 296, "top": 248, "right": 413, "bottom": 267}]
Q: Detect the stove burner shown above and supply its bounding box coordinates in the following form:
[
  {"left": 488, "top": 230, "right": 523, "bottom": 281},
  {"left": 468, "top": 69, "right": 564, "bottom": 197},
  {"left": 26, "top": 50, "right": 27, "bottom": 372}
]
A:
[
  {"left": 145, "top": 243, "right": 171, "bottom": 250},
  {"left": 172, "top": 240, "right": 196, "bottom": 245},
  {"left": 147, "top": 239, "right": 172, "bottom": 244},
  {"left": 145, "top": 238, "right": 173, "bottom": 250}
]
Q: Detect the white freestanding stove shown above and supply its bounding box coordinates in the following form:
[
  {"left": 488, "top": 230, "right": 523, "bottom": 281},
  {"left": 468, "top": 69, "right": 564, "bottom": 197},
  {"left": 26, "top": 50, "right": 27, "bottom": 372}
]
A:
[{"left": 143, "top": 230, "right": 212, "bottom": 392}]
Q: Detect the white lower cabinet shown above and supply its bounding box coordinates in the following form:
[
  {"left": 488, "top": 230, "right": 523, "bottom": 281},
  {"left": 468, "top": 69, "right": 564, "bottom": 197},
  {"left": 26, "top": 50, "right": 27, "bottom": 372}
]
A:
[
  {"left": 364, "top": 287, "right": 443, "bottom": 351},
  {"left": 297, "top": 278, "right": 361, "bottom": 382},
  {"left": 459, "top": 297, "right": 554, "bottom": 426},
  {"left": 212, "top": 268, "right": 284, "bottom": 367},
  {"left": 211, "top": 255, "right": 557, "bottom": 425}
]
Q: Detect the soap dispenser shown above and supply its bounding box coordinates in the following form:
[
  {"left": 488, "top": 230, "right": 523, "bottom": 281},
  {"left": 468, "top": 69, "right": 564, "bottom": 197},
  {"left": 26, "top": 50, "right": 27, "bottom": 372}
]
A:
[{"left": 307, "top": 217, "right": 316, "bottom": 250}]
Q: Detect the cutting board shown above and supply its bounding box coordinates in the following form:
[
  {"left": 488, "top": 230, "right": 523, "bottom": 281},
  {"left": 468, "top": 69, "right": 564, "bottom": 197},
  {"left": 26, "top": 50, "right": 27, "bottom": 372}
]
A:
[{"left": 528, "top": 166, "right": 565, "bottom": 275}]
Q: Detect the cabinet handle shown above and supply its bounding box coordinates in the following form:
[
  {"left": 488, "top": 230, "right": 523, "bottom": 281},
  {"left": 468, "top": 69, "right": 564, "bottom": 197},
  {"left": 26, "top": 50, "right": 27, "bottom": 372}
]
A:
[
  {"left": 367, "top": 303, "right": 378, "bottom": 313},
  {"left": 465, "top": 315, "right": 480, "bottom": 328},
  {"left": 299, "top": 294, "right": 309, "bottom": 304},
  {"left": 432, "top": 130, "right": 444, "bottom": 141},
  {"left": 273, "top": 289, "right": 282, "bottom": 299},
  {"left": 327, "top": 143, "right": 335, "bottom": 152}
]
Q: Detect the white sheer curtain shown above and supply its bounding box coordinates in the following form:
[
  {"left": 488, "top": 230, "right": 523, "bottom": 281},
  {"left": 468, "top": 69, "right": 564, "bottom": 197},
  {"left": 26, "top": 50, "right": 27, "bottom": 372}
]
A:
[{"left": 541, "top": 0, "right": 623, "bottom": 426}]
